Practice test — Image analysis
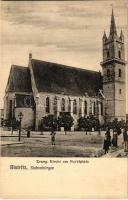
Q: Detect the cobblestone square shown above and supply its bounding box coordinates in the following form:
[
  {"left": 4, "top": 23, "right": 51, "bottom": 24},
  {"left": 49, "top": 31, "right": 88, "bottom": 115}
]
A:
[{"left": 1, "top": 129, "right": 126, "bottom": 157}]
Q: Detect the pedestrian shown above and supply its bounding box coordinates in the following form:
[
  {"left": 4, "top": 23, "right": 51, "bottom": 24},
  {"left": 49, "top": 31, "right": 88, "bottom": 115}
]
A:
[
  {"left": 123, "top": 126, "right": 128, "bottom": 152},
  {"left": 27, "top": 128, "right": 30, "bottom": 138},
  {"left": 51, "top": 130, "right": 56, "bottom": 145},
  {"left": 105, "top": 127, "right": 111, "bottom": 147},
  {"left": 103, "top": 134, "right": 110, "bottom": 154},
  {"left": 112, "top": 128, "right": 118, "bottom": 147}
]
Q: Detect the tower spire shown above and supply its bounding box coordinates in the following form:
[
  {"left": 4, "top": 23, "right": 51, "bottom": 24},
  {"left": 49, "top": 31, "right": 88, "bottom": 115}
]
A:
[
  {"left": 103, "top": 30, "right": 107, "bottom": 42},
  {"left": 120, "top": 29, "right": 124, "bottom": 41},
  {"left": 110, "top": 8, "right": 117, "bottom": 37}
]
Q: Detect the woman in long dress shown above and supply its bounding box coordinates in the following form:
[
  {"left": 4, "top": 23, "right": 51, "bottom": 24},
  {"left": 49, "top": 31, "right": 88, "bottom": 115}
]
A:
[
  {"left": 51, "top": 130, "right": 56, "bottom": 145},
  {"left": 103, "top": 134, "right": 110, "bottom": 154}
]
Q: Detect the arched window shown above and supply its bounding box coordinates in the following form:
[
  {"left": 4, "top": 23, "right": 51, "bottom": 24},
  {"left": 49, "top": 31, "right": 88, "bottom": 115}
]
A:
[
  {"left": 94, "top": 101, "right": 96, "bottom": 115},
  {"left": 118, "top": 50, "right": 121, "bottom": 59},
  {"left": 101, "top": 102, "right": 103, "bottom": 115},
  {"left": 68, "top": 98, "right": 71, "bottom": 112},
  {"left": 119, "top": 69, "right": 122, "bottom": 77},
  {"left": 107, "top": 69, "right": 110, "bottom": 77},
  {"left": 53, "top": 96, "right": 58, "bottom": 114},
  {"left": 84, "top": 101, "right": 87, "bottom": 115},
  {"left": 61, "top": 98, "right": 65, "bottom": 112},
  {"left": 96, "top": 100, "right": 99, "bottom": 114},
  {"left": 107, "top": 51, "right": 110, "bottom": 58},
  {"left": 79, "top": 99, "right": 82, "bottom": 115},
  {"left": 9, "top": 100, "right": 13, "bottom": 119},
  {"left": 73, "top": 100, "right": 77, "bottom": 114},
  {"left": 46, "top": 97, "right": 50, "bottom": 113},
  {"left": 24, "top": 96, "right": 31, "bottom": 107},
  {"left": 119, "top": 89, "right": 122, "bottom": 94}
]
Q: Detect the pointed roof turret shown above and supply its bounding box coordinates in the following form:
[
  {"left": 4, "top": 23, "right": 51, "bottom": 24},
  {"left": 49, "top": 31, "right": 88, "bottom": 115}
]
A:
[
  {"left": 110, "top": 9, "right": 117, "bottom": 37},
  {"left": 103, "top": 30, "right": 107, "bottom": 42},
  {"left": 29, "top": 52, "right": 32, "bottom": 61},
  {"left": 120, "top": 29, "right": 124, "bottom": 41}
]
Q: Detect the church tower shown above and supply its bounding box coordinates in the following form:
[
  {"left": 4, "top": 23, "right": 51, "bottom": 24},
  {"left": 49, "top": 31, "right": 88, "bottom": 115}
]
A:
[{"left": 101, "top": 9, "right": 126, "bottom": 121}]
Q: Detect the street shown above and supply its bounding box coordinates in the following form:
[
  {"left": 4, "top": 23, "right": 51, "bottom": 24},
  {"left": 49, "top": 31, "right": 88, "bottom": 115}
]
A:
[{"left": 0, "top": 129, "right": 127, "bottom": 157}]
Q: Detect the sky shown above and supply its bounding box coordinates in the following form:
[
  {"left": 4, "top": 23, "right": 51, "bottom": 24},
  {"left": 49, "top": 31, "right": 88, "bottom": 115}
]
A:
[{"left": 0, "top": 0, "right": 128, "bottom": 110}]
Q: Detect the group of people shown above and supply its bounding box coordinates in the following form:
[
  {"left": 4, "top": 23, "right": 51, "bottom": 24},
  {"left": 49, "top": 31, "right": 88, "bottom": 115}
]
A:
[
  {"left": 26, "top": 126, "right": 128, "bottom": 152},
  {"left": 51, "top": 127, "right": 128, "bottom": 152},
  {"left": 103, "top": 126, "right": 128, "bottom": 154}
]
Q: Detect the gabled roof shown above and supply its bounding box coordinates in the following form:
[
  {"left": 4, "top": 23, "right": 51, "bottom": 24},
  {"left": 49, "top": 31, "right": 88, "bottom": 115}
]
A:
[
  {"left": 31, "top": 59, "right": 102, "bottom": 96},
  {"left": 6, "top": 65, "right": 32, "bottom": 93}
]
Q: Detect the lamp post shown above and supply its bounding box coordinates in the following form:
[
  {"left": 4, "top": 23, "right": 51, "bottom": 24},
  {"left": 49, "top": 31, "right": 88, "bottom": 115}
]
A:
[
  {"left": 11, "top": 96, "right": 16, "bottom": 135},
  {"left": 18, "top": 112, "right": 23, "bottom": 141}
]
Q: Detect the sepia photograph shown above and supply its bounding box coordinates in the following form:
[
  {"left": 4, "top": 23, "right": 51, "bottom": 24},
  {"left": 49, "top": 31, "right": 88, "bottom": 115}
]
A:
[
  {"left": 0, "top": 1, "right": 128, "bottom": 199},
  {"left": 0, "top": 0, "right": 128, "bottom": 158}
]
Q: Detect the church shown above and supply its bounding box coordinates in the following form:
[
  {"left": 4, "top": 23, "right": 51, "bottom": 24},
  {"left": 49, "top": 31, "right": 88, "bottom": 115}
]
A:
[{"left": 3, "top": 10, "right": 126, "bottom": 130}]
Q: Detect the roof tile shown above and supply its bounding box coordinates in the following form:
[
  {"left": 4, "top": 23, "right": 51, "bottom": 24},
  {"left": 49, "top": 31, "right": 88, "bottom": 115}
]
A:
[{"left": 31, "top": 59, "right": 102, "bottom": 96}]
